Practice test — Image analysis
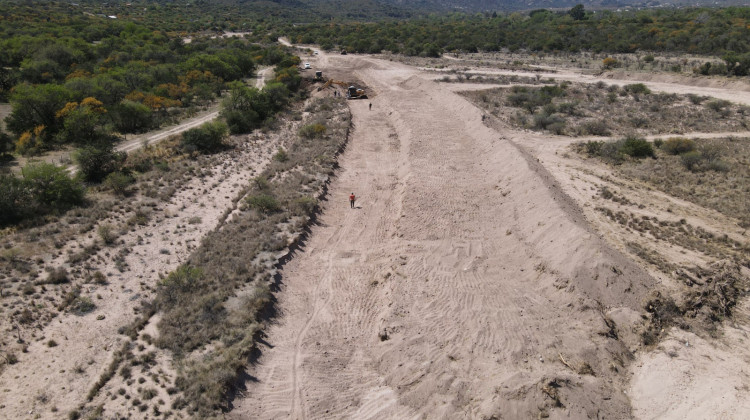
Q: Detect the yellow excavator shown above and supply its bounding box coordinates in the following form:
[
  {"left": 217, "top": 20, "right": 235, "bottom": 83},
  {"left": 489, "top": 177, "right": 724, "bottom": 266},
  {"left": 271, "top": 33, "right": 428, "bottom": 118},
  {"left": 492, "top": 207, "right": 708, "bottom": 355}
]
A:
[{"left": 318, "top": 79, "right": 367, "bottom": 99}]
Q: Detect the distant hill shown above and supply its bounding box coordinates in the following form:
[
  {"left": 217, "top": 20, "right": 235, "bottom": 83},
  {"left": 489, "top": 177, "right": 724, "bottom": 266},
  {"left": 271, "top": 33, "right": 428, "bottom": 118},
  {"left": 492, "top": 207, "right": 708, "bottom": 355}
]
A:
[
  {"left": 70, "top": 0, "right": 750, "bottom": 24},
  {"left": 383, "top": 0, "right": 750, "bottom": 12}
]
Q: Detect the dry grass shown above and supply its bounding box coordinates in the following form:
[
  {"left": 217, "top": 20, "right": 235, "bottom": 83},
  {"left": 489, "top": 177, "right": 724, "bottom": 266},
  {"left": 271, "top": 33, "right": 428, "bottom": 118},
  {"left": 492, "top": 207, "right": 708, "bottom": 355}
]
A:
[
  {"left": 397, "top": 50, "right": 723, "bottom": 76},
  {"left": 0, "top": 113, "right": 264, "bottom": 388},
  {"left": 465, "top": 82, "right": 750, "bottom": 136},
  {"left": 617, "top": 137, "right": 750, "bottom": 228},
  {"left": 151, "top": 97, "right": 351, "bottom": 417},
  {"left": 572, "top": 135, "right": 750, "bottom": 346}
]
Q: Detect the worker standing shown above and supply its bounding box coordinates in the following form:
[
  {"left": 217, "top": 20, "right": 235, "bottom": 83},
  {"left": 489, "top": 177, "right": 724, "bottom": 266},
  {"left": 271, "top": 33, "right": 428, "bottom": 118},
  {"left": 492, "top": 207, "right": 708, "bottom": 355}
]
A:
[{"left": 349, "top": 192, "right": 356, "bottom": 208}]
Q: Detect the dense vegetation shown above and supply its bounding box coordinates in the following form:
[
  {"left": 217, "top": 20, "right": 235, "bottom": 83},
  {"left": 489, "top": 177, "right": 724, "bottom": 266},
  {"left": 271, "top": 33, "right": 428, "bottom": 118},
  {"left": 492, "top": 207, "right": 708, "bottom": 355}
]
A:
[
  {"left": 0, "top": 2, "right": 304, "bottom": 152},
  {"left": 287, "top": 7, "right": 750, "bottom": 62},
  {"left": 0, "top": 2, "right": 307, "bottom": 227}
]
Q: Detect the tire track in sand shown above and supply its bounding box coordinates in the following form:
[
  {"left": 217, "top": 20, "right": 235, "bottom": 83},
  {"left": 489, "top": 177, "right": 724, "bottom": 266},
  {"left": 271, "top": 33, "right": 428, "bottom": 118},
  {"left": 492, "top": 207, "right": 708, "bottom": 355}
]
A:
[{"left": 230, "top": 55, "right": 657, "bottom": 419}]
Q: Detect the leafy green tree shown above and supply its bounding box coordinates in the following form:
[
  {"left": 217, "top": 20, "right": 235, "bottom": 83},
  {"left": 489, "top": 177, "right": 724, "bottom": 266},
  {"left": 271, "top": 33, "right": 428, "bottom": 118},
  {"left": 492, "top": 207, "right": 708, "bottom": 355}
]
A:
[
  {"left": 55, "top": 97, "right": 113, "bottom": 145},
  {"left": 569, "top": 5, "right": 586, "bottom": 21},
  {"left": 619, "top": 137, "right": 654, "bottom": 158},
  {"left": 0, "top": 67, "right": 18, "bottom": 101},
  {"left": 273, "top": 65, "right": 301, "bottom": 92},
  {"left": 181, "top": 121, "right": 228, "bottom": 153},
  {"left": 723, "top": 51, "right": 750, "bottom": 76},
  {"left": 0, "top": 129, "right": 13, "bottom": 156},
  {"left": 6, "top": 83, "right": 73, "bottom": 139},
  {"left": 0, "top": 174, "right": 31, "bottom": 225},
  {"left": 220, "top": 83, "right": 266, "bottom": 134},
  {"left": 264, "top": 82, "right": 290, "bottom": 112},
  {"left": 21, "top": 162, "right": 85, "bottom": 211},
  {"left": 111, "top": 100, "right": 154, "bottom": 133},
  {"left": 74, "top": 143, "right": 126, "bottom": 182}
]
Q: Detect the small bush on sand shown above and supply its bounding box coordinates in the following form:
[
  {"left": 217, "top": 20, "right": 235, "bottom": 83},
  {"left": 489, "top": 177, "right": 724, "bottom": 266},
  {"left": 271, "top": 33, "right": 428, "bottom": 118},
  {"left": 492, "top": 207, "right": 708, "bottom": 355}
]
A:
[
  {"left": 581, "top": 120, "right": 610, "bottom": 136},
  {"left": 43, "top": 267, "right": 69, "bottom": 285},
  {"left": 582, "top": 140, "right": 604, "bottom": 156},
  {"left": 246, "top": 194, "right": 281, "bottom": 214},
  {"left": 624, "top": 83, "right": 651, "bottom": 95},
  {"left": 298, "top": 123, "right": 327, "bottom": 139},
  {"left": 681, "top": 150, "right": 703, "bottom": 171},
  {"left": 619, "top": 136, "right": 654, "bottom": 158},
  {"left": 662, "top": 137, "right": 696, "bottom": 155},
  {"left": 104, "top": 171, "right": 134, "bottom": 195},
  {"left": 706, "top": 99, "right": 731, "bottom": 112},
  {"left": 273, "top": 148, "right": 288, "bottom": 162},
  {"left": 98, "top": 224, "right": 117, "bottom": 245}
]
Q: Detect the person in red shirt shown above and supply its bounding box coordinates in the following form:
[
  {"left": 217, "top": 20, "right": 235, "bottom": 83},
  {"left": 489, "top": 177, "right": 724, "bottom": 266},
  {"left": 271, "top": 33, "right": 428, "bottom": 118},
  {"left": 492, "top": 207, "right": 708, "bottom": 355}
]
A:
[{"left": 349, "top": 192, "right": 356, "bottom": 208}]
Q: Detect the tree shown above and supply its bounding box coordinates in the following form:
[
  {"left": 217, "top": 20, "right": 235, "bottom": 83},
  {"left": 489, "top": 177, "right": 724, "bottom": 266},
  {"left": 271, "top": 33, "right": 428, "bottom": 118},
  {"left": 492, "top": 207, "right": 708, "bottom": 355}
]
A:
[
  {"left": 0, "top": 174, "right": 31, "bottom": 225},
  {"left": 74, "top": 143, "right": 126, "bottom": 182},
  {"left": 181, "top": 121, "right": 228, "bottom": 153},
  {"left": 569, "top": 5, "right": 586, "bottom": 21},
  {"left": 55, "top": 97, "right": 111, "bottom": 145},
  {"left": 0, "top": 67, "right": 18, "bottom": 101},
  {"left": 220, "top": 83, "right": 266, "bottom": 134},
  {"left": 6, "top": 83, "right": 73, "bottom": 139},
  {"left": 111, "top": 100, "right": 154, "bottom": 133},
  {"left": 0, "top": 129, "right": 13, "bottom": 156},
  {"left": 21, "top": 162, "right": 85, "bottom": 211}
]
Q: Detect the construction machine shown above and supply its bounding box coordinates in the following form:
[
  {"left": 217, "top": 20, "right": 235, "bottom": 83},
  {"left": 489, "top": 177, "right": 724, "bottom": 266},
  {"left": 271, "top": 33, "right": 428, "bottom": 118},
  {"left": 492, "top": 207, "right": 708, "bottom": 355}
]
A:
[{"left": 318, "top": 79, "right": 367, "bottom": 99}]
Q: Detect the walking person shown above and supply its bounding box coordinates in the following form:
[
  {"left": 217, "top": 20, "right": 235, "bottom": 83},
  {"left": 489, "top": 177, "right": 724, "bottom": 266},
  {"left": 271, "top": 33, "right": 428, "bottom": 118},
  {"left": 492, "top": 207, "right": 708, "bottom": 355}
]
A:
[
  {"left": 349, "top": 192, "right": 356, "bottom": 208},
  {"left": 369, "top": 103, "right": 372, "bottom": 111}
]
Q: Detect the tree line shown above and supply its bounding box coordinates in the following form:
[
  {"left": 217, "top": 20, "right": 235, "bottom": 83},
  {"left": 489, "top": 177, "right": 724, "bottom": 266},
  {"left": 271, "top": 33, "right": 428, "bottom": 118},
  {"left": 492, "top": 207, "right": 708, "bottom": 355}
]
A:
[{"left": 285, "top": 6, "right": 750, "bottom": 62}]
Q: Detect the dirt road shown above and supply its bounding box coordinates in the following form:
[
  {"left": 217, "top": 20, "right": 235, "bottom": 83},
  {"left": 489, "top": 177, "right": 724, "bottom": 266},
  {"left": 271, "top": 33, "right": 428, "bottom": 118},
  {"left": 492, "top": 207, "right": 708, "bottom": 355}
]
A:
[
  {"left": 230, "top": 54, "right": 661, "bottom": 419},
  {"left": 116, "top": 65, "right": 272, "bottom": 155}
]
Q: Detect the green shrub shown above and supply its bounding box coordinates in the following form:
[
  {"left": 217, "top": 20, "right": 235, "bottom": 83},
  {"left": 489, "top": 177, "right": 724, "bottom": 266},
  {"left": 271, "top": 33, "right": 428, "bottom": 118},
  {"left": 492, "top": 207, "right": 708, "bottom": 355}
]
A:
[
  {"left": 111, "top": 100, "right": 154, "bottom": 134},
  {"left": 181, "top": 121, "right": 228, "bottom": 153},
  {"left": 699, "top": 144, "right": 722, "bottom": 163},
  {"left": 74, "top": 144, "right": 125, "bottom": 182},
  {"left": 681, "top": 150, "right": 703, "bottom": 171},
  {"left": 98, "top": 223, "right": 117, "bottom": 245},
  {"left": 581, "top": 120, "right": 610, "bottom": 136},
  {"left": 624, "top": 83, "right": 651, "bottom": 95},
  {"left": 706, "top": 99, "right": 731, "bottom": 112},
  {"left": 273, "top": 148, "right": 288, "bottom": 162},
  {"left": 103, "top": 171, "right": 134, "bottom": 195},
  {"left": 159, "top": 266, "right": 203, "bottom": 297},
  {"left": 582, "top": 140, "right": 604, "bottom": 156},
  {"left": 298, "top": 123, "right": 327, "bottom": 139},
  {"left": 619, "top": 136, "right": 654, "bottom": 158},
  {"left": 599, "top": 141, "right": 624, "bottom": 163},
  {"left": 557, "top": 102, "right": 578, "bottom": 115},
  {"left": 246, "top": 194, "right": 281, "bottom": 214},
  {"left": 0, "top": 129, "right": 13, "bottom": 155},
  {"left": 70, "top": 296, "right": 96, "bottom": 315},
  {"left": 0, "top": 174, "right": 32, "bottom": 225},
  {"left": 653, "top": 139, "right": 664, "bottom": 148},
  {"left": 222, "top": 109, "right": 261, "bottom": 135},
  {"left": 291, "top": 196, "right": 318, "bottom": 216},
  {"left": 532, "top": 111, "right": 565, "bottom": 132},
  {"left": 687, "top": 94, "right": 705, "bottom": 105},
  {"left": 662, "top": 137, "right": 696, "bottom": 155},
  {"left": 21, "top": 162, "right": 85, "bottom": 211},
  {"left": 707, "top": 160, "right": 730, "bottom": 172},
  {"left": 43, "top": 267, "right": 69, "bottom": 285}
]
